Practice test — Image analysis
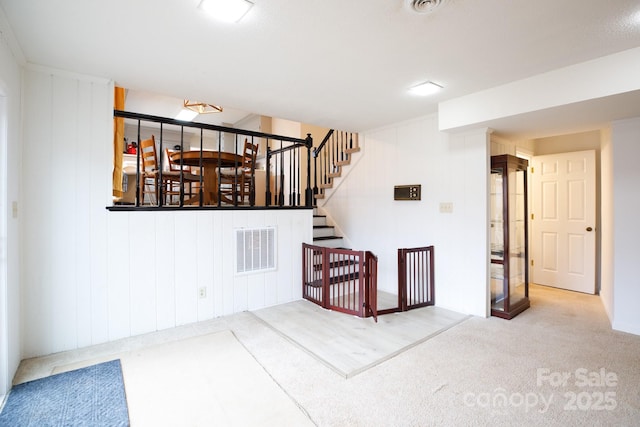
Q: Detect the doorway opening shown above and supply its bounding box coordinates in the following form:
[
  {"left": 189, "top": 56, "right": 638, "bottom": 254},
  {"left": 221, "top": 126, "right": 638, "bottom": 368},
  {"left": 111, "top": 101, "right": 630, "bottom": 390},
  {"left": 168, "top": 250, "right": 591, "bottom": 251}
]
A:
[
  {"left": 490, "top": 131, "right": 602, "bottom": 319},
  {"left": 530, "top": 150, "right": 596, "bottom": 294},
  {"left": 520, "top": 130, "right": 602, "bottom": 296}
]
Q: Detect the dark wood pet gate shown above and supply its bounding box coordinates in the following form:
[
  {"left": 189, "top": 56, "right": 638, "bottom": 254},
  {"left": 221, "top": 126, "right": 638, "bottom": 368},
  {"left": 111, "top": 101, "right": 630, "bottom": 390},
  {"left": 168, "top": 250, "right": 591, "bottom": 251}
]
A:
[
  {"left": 302, "top": 244, "right": 435, "bottom": 321},
  {"left": 302, "top": 245, "right": 379, "bottom": 320}
]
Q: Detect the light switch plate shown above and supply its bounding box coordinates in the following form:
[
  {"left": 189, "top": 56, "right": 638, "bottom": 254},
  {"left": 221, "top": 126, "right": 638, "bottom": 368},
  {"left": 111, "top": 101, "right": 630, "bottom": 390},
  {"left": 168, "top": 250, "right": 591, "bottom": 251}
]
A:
[{"left": 439, "top": 202, "right": 453, "bottom": 213}]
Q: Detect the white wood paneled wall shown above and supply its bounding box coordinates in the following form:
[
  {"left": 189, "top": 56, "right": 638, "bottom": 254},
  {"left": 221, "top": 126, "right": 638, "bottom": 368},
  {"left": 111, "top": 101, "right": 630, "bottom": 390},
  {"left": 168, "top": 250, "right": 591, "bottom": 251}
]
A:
[
  {"left": 0, "top": 21, "right": 24, "bottom": 396},
  {"left": 319, "top": 114, "right": 490, "bottom": 317},
  {"left": 21, "top": 66, "right": 312, "bottom": 358},
  {"left": 104, "top": 210, "right": 310, "bottom": 344}
]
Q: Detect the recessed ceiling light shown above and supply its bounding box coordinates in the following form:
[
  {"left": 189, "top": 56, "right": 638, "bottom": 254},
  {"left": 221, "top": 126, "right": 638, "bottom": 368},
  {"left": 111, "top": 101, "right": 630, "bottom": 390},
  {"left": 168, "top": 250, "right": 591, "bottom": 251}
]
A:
[
  {"left": 408, "top": 81, "right": 443, "bottom": 96},
  {"left": 175, "top": 109, "right": 199, "bottom": 121},
  {"left": 199, "top": 0, "right": 254, "bottom": 23}
]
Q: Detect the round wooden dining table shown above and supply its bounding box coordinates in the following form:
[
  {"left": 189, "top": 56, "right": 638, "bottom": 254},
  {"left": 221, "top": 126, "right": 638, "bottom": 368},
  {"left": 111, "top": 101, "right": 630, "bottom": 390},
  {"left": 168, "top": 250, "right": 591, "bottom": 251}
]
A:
[{"left": 170, "top": 150, "right": 243, "bottom": 205}]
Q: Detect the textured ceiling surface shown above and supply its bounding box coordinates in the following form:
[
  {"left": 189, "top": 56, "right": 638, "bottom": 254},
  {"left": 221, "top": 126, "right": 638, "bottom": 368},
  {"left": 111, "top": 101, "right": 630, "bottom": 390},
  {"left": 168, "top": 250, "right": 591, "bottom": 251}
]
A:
[{"left": 1, "top": 0, "right": 640, "bottom": 134}]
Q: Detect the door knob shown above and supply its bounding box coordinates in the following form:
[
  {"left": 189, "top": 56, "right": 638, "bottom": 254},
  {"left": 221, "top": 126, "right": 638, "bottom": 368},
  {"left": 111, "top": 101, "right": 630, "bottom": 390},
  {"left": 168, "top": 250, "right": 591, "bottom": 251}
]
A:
[{"left": 586, "top": 227, "right": 593, "bottom": 232}]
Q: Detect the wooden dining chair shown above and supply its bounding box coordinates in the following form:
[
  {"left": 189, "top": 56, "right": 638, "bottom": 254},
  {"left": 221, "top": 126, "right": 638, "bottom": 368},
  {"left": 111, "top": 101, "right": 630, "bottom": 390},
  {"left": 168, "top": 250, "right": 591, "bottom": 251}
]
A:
[
  {"left": 219, "top": 139, "right": 259, "bottom": 205},
  {"left": 165, "top": 148, "right": 202, "bottom": 202},
  {"left": 138, "top": 136, "right": 200, "bottom": 205}
]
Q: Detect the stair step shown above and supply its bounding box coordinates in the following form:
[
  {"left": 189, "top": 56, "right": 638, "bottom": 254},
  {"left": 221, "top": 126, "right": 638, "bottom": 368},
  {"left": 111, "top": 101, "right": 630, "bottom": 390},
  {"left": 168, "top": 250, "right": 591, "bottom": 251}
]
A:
[
  {"left": 305, "top": 271, "right": 360, "bottom": 288},
  {"left": 327, "top": 170, "right": 341, "bottom": 178},
  {"left": 312, "top": 259, "right": 357, "bottom": 272},
  {"left": 345, "top": 146, "right": 360, "bottom": 154},
  {"left": 314, "top": 193, "right": 325, "bottom": 199},
  {"left": 313, "top": 235, "right": 344, "bottom": 248},
  {"left": 318, "top": 182, "right": 333, "bottom": 189},
  {"left": 313, "top": 225, "right": 335, "bottom": 238},
  {"left": 313, "top": 215, "right": 327, "bottom": 226},
  {"left": 309, "top": 251, "right": 354, "bottom": 263},
  {"left": 335, "top": 158, "right": 351, "bottom": 166},
  {"left": 313, "top": 235, "right": 342, "bottom": 241}
]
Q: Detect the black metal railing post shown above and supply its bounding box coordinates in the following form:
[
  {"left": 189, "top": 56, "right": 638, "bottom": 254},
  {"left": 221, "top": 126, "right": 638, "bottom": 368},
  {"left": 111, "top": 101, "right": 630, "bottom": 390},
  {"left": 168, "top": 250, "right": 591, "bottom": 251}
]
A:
[
  {"left": 135, "top": 120, "right": 142, "bottom": 206},
  {"left": 265, "top": 146, "right": 272, "bottom": 207},
  {"left": 305, "top": 133, "right": 313, "bottom": 207},
  {"left": 313, "top": 154, "right": 319, "bottom": 200}
]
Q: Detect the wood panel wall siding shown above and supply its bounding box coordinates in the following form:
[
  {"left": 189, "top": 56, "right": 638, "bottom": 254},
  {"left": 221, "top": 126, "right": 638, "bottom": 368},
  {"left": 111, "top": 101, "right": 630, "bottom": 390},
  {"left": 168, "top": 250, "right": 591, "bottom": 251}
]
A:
[
  {"left": 0, "top": 28, "right": 24, "bottom": 397},
  {"left": 21, "top": 66, "right": 312, "bottom": 358},
  {"left": 22, "top": 68, "right": 112, "bottom": 356},
  {"left": 318, "top": 115, "right": 491, "bottom": 318}
]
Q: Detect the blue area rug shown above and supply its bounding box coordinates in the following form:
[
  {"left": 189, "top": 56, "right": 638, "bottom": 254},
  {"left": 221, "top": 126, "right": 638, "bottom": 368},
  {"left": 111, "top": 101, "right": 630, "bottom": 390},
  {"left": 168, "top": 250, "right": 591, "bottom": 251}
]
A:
[{"left": 0, "top": 359, "right": 129, "bottom": 426}]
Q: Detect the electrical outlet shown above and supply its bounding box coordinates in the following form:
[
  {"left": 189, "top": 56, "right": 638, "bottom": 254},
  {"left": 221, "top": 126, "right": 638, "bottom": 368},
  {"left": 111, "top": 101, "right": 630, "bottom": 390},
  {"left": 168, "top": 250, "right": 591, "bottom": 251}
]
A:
[
  {"left": 198, "top": 287, "right": 207, "bottom": 299},
  {"left": 439, "top": 202, "right": 453, "bottom": 213}
]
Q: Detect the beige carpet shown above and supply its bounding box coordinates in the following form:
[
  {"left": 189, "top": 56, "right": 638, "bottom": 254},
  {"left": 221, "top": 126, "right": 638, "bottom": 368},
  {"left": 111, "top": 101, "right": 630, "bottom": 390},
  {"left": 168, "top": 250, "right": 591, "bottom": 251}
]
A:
[
  {"left": 252, "top": 299, "right": 470, "bottom": 377},
  {"left": 54, "top": 331, "right": 313, "bottom": 427},
  {"left": 229, "top": 285, "right": 640, "bottom": 426},
  {"left": 14, "top": 284, "right": 640, "bottom": 426}
]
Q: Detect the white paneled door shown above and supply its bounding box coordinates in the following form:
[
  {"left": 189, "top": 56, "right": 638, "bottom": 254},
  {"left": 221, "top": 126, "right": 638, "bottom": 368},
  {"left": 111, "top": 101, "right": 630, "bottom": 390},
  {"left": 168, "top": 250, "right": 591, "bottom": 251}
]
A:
[{"left": 531, "top": 150, "right": 596, "bottom": 294}]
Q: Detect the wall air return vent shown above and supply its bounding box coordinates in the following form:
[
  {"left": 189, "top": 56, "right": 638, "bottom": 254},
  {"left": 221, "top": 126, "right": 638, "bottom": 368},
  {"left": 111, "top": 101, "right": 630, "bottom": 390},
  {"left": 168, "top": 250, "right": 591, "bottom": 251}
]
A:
[{"left": 235, "top": 227, "right": 276, "bottom": 274}]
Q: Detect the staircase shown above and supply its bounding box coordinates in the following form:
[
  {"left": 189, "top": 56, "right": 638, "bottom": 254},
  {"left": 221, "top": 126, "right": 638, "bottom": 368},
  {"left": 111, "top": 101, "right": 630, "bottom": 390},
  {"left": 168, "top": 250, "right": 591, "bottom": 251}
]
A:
[
  {"left": 313, "top": 208, "right": 344, "bottom": 248},
  {"left": 311, "top": 129, "right": 360, "bottom": 248},
  {"left": 313, "top": 130, "right": 360, "bottom": 201}
]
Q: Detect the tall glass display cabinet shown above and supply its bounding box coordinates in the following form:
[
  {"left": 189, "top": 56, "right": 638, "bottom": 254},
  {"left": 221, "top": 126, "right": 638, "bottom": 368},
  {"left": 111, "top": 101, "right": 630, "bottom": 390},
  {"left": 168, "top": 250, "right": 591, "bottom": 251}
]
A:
[{"left": 490, "top": 154, "right": 530, "bottom": 319}]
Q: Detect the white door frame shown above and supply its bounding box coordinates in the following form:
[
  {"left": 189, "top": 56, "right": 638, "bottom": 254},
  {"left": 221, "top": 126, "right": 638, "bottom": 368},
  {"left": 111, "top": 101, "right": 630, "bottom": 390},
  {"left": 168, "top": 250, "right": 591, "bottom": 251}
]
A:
[
  {"left": 0, "top": 92, "right": 8, "bottom": 399},
  {"left": 531, "top": 150, "right": 597, "bottom": 293},
  {"left": 515, "top": 149, "right": 534, "bottom": 287}
]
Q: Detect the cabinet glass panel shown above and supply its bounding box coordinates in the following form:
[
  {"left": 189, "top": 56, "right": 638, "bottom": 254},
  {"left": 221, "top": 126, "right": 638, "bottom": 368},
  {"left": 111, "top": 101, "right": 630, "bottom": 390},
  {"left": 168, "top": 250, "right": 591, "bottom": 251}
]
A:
[
  {"left": 490, "top": 154, "right": 530, "bottom": 319},
  {"left": 490, "top": 168, "right": 504, "bottom": 261},
  {"left": 491, "top": 263, "right": 505, "bottom": 312},
  {"left": 509, "top": 168, "right": 527, "bottom": 308}
]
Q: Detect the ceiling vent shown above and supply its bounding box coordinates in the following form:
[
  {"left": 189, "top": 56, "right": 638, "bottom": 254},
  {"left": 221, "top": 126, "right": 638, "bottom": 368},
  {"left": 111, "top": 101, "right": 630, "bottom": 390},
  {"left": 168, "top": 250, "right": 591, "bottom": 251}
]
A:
[{"left": 407, "top": 0, "right": 447, "bottom": 14}]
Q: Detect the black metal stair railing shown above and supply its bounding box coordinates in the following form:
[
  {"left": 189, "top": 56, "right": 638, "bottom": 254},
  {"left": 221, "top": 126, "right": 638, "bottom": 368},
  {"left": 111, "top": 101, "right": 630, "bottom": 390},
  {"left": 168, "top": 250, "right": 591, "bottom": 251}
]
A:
[
  {"left": 111, "top": 110, "right": 314, "bottom": 209},
  {"left": 265, "top": 133, "right": 314, "bottom": 207}
]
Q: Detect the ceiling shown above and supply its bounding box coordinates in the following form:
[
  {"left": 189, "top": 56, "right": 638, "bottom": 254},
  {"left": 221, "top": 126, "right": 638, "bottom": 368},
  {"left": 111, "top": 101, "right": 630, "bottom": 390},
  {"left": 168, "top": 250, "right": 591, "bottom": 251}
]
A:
[
  {"left": 2, "top": 0, "right": 640, "bottom": 136},
  {"left": 124, "top": 90, "right": 254, "bottom": 127}
]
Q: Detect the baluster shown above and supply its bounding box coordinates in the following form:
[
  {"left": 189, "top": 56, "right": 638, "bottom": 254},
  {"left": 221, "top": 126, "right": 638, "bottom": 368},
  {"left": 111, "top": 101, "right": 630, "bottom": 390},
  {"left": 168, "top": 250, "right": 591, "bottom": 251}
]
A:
[
  {"left": 332, "top": 133, "right": 337, "bottom": 173},
  {"left": 323, "top": 147, "right": 328, "bottom": 185},
  {"left": 279, "top": 140, "right": 285, "bottom": 206},
  {"left": 313, "top": 146, "right": 319, "bottom": 199},
  {"left": 297, "top": 149, "right": 301, "bottom": 205},
  {"left": 288, "top": 148, "right": 293, "bottom": 206},
  {"left": 135, "top": 120, "right": 141, "bottom": 206},
  {"left": 331, "top": 132, "right": 335, "bottom": 168},
  {"left": 265, "top": 145, "right": 272, "bottom": 206},
  {"left": 159, "top": 124, "right": 165, "bottom": 207},
  {"left": 273, "top": 143, "right": 278, "bottom": 206}
]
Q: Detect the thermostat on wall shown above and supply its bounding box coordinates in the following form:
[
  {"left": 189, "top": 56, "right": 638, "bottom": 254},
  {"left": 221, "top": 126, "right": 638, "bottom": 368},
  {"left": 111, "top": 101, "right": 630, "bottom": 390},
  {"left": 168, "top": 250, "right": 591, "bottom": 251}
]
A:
[{"left": 394, "top": 185, "right": 421, "bottom": 200}]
